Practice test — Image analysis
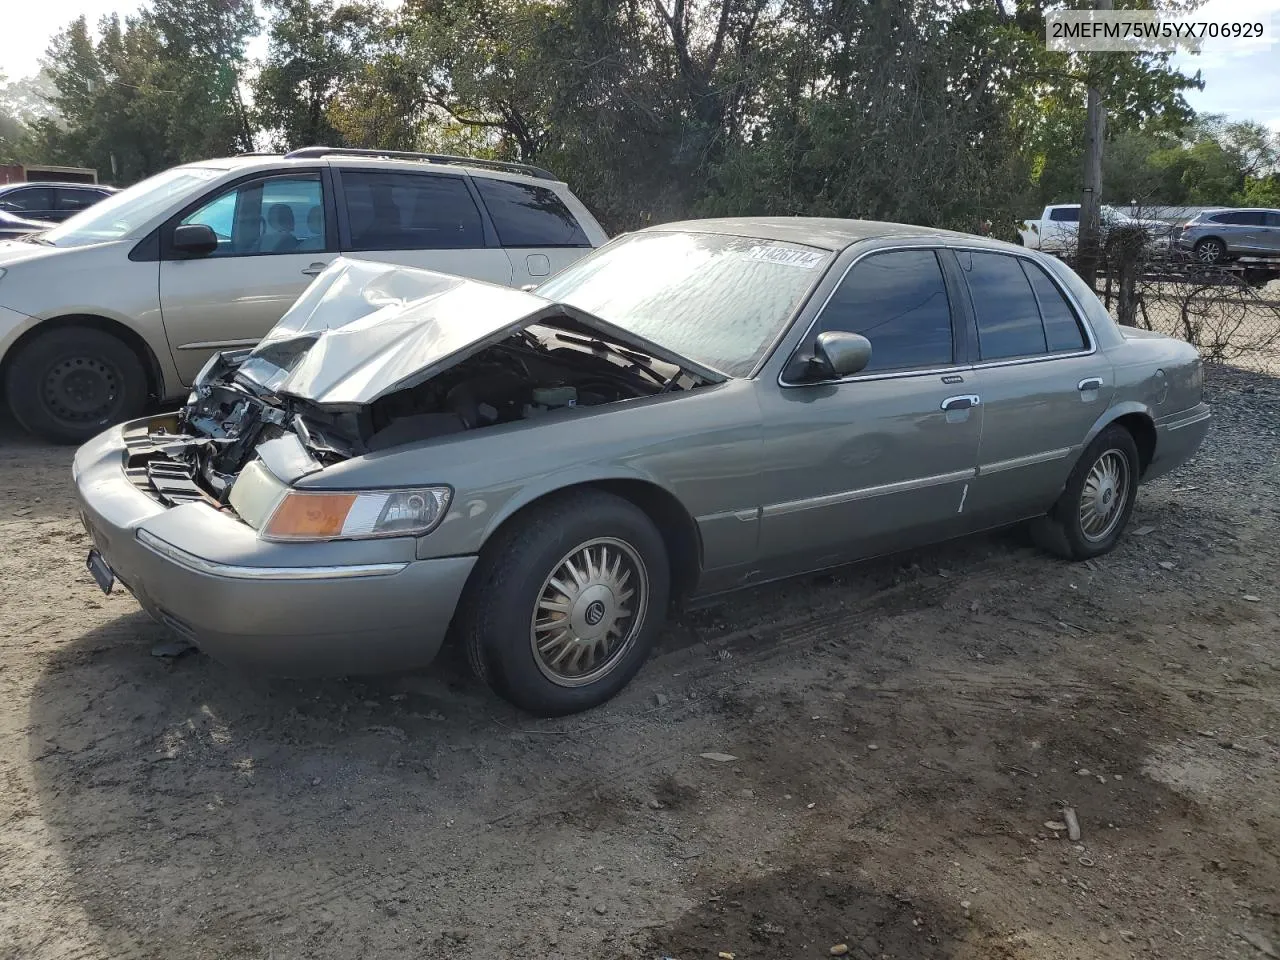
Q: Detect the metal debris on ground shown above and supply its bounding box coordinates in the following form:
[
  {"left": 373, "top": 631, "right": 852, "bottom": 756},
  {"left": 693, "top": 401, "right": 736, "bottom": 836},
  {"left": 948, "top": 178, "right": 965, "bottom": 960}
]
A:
[
  {"left": 1063, "top": 806, "right": 1082, "bottom": 842},
  {"left": 150, "top": 639, "right": 196, "bottom": 659}
]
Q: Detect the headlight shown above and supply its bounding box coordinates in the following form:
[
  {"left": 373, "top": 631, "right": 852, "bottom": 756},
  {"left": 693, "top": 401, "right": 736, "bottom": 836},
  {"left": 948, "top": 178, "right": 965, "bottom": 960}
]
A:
[{"left": 262, "top": 487, "right": 452, "bottom": 541}]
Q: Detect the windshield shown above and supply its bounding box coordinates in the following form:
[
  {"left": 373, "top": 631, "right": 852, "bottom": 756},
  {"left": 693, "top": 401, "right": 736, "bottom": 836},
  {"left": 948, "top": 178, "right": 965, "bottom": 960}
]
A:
[
  {"left": 536, "top": 231, "right": 832, "bottom": 377},
  {"left": 40, "top": 166, "right": 225, "bottom": 248}
]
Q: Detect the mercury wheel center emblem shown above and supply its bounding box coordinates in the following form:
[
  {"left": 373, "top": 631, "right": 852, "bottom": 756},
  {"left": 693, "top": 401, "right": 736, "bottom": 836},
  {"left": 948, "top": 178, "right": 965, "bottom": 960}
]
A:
[{"left": 584, "top": 600, "right": 607, "bottom": 626}]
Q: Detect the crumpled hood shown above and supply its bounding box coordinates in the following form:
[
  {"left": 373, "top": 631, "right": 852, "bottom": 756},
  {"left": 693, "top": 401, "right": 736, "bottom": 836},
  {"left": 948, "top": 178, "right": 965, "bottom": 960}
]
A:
[{"left": 234, "top": 257, "right": 723, "bottom": 407}]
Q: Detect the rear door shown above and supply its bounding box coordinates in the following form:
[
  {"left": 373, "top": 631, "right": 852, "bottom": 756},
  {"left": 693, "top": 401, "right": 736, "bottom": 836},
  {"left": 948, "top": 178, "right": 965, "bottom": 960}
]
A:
[
  {"left": 158, "top": 169, "right": 338, "bottom": 384},
  {"left": 1262, "top": 212, "right": 1280, "bottom": 255},
  {"left": 335, "top": 167, "right": 512, "bottom": 285},
  {"left": 1236, "top": 211, "right": 1271, "bottom": 255},
  {"left": 1212, "top": 211, "right": 1255, "bottom": 254},
  {"left": 952, "top": 250, "right": 1113, "bottom": 523},
  {"left": 471, "top": 176, "right": 598, "bottom": 284}
]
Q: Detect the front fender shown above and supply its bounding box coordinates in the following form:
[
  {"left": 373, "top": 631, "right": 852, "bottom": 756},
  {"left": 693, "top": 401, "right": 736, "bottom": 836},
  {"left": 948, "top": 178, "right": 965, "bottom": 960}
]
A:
[{"left": 478, "top": 463, "right": 677, "bottom": 545}]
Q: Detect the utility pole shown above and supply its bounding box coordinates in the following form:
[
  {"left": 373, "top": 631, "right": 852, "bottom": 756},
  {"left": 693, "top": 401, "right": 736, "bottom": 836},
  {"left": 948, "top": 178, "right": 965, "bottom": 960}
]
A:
[{"left": 1077, "top": 0, "right": 1112, "bottom": 290}]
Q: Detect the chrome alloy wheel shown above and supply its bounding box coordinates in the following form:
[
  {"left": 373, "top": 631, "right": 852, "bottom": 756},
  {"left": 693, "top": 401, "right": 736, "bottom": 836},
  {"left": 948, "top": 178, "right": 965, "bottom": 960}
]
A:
[
  {"left": 529, "top": 537, "right": 649, "bottom": 687},
  {"left": 1195, "top": 239, "right": 1224, "bottom": 263},
  {"left": 1078, "top": 449, "right": 1129, "bottom": 542}
]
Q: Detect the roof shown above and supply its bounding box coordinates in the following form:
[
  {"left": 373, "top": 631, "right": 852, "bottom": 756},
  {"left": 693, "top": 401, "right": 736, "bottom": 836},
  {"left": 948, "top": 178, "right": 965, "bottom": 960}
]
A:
[
  {"left": 0, "top": 181, "right": 115, "bottom": 191},
  {"left": 183, "top": 152, "right": 565, "bottom": 186},
  {"left": 642, "top": 216, "right": 983, "bottom": 252}
]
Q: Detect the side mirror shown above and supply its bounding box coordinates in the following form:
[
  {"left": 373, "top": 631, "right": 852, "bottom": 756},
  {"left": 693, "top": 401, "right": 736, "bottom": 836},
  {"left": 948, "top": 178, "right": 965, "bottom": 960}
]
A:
[
  {"left": 172, "top": 223, "right": 219, "bottom": 257},
  {"left": 812, "top": 331, "right": 872, "bottom": 378}
]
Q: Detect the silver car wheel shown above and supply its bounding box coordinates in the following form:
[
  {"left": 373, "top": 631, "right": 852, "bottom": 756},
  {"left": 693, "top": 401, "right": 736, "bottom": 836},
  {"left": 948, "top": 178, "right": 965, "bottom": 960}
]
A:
[
  {"left": 1078, "top": 449, "right": 1129, "bottom": 542},
  {"left": 1195, "top": 239, "right": 1223, "bottom": 263},
  {"left": 530, "top": 537, "right": 649, "bottom": 688}
]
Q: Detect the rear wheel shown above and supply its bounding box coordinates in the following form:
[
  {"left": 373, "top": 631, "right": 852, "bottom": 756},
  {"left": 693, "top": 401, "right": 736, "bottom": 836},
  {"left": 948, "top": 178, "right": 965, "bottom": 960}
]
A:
[
  {"left": 1193, "top": 237, "right": 1226, "bottom": 264},
  {"left": 5, "top": 326, "right": 147, "bottom": 444},
  {"left": 458, "top": 490, "right": 671, "bottom": 716},
  {"left": 1031, "top": 425, "right": 1140, "bottom": 561}
]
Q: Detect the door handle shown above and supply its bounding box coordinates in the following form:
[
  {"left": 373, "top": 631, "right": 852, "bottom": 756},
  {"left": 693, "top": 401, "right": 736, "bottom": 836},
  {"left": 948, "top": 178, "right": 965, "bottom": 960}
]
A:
[
  {"left": 301, "top": 262, "right": 327, "bottom": 277},
  {"left": 941, "top": 395, "right": 980, "bottom": 411},
  {"left": 1078, "top": 377, "right": 1104, "bottom": 392}
]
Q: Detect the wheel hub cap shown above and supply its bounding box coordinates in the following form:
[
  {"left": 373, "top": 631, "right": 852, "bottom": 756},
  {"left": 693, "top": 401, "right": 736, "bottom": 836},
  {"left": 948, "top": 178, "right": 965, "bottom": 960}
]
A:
[
  {"left": 1079, "top": 449, "right": 1129, "bottom": 543},
  {"left": 530, "top": 537, "right": 649, "bottom": 688}
]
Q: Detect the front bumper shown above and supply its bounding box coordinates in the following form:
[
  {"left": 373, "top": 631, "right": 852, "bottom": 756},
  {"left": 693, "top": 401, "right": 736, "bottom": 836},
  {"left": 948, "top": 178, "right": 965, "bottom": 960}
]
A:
[{"left": 73, "top": 421, "right": 476, "bottom": 676}]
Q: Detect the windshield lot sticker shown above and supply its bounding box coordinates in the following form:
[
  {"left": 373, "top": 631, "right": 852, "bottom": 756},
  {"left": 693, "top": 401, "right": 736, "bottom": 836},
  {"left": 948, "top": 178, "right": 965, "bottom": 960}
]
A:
[{"left": 746, "top": 245, "right": 824, "bottom": 268}]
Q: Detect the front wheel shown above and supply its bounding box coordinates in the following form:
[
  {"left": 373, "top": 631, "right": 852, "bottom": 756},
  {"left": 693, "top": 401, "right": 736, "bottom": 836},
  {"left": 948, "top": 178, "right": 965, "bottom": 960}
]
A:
[
  {"left": 459, "top": 490, "right": 671, "bottom": 716},
  {"left": 5, "top": 326, "right": 147, "bottom": 444},
  {"left": 1031, "top": 425, "right": 1140, "bottom": 560}
]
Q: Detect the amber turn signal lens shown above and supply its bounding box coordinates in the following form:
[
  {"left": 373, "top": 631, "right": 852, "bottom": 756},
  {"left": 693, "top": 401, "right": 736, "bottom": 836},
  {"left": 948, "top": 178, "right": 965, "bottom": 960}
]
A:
[{"left": 264, "top": 492, "right": 357, "bottom": 539}]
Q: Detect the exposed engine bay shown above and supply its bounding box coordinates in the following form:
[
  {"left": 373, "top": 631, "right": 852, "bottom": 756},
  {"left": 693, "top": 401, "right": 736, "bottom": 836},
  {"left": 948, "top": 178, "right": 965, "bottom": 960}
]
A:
[{"left": 135, "top": 326, "right": 706, "bottom": 507}]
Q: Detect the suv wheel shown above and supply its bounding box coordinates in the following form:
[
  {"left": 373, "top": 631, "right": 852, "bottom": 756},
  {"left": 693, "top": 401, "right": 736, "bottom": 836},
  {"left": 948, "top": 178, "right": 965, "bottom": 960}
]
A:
[
  {"left": 5, "top": 326, "right": 147, "bottom": 444},
  {"left": 1193, "top": 237, "right": 1226, "bottom": 264},
  {"left": 459, "top": 490, "right": 671, "bottom": 716}
]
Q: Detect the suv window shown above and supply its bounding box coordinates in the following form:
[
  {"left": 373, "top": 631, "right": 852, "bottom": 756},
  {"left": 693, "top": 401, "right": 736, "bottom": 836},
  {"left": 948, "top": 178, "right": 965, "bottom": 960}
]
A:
[
  {"left": 0, "top": 187, "right": 53, "bottom": 214},
  {"left": 55, "top": 187, "right": 104, "bottom": 213},
  {"left": 1266, "top": 212, "right": 1280, "bottom": 227},
  {"left": 342, "top": 170, "right": 483, "bottom": 251},
  {"left": 957, "top": 251, "right": 1047, "bottom": 360},
  {"left": 1049, "top": 207, "right": 1080, "bottom": 223},
  {"left": 816, "top": 249, "right": 953, "bottom": 373},
  {"left": 1023, "top": 261, "right": 1086, "bottom": 352},
  {"left": 473, "top": 178, "right": 590, "bottom": 247},
  {"left": 180, "top": 174, "right": 326, "bottom": 256},
  {"left": 1211, "top": 211, "right": 1263, "bottom": 225}
]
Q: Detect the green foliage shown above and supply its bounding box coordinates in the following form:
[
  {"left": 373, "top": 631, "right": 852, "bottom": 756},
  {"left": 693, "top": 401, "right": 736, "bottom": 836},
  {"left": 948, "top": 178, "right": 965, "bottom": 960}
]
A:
[
  {"left": 253, "top": 0, "right": 388, "bottom": 150},
  {"left": 30, "top": 1, "right": 257, "bottom": 183},
  {"left": 12, "top": 0, "right": 1277, "bottom": 231},
  {"left": 1240, "top": 174, "right": 1280, "bottom": 208}
]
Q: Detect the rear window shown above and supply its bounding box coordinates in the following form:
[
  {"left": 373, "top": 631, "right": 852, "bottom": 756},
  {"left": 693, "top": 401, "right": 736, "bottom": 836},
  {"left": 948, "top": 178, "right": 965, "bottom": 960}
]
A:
[
  {"left": 473, "top": 177, "right": 590, "bottom": 247},
  {"left": 56, "top": 187, "right": 104, "bottom": 212},
  {"left": 956, "top": 251, "right": 1047, "bottom": 360},
  {"left": 1210, "top": 211, "right": 1263, "bottom": 225},
  {"left": 1023, "top": 261, "right": 1086, "bottom": 352},
  {"left": 1049, "top": 207, "right": 1079, "bottom": 223},
  {"left": 341, "top": 170, "right": 484, "bottom": 251}
]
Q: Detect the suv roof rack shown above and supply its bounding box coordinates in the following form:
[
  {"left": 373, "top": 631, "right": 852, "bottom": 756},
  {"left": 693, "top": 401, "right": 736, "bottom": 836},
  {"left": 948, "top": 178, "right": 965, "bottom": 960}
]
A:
[{"left": 282, "top": 146, "right": 559, "bottom": 182}]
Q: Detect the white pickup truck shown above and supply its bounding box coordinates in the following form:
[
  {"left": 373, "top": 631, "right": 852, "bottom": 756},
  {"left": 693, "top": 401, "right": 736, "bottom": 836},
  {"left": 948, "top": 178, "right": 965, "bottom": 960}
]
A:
[{"left": 1017, "top": 204, "right": 1170, "bottom": 253}]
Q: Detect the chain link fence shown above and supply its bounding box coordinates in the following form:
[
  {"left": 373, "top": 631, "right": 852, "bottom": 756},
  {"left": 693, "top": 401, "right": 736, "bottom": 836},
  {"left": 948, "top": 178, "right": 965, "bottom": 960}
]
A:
[{"left": 1055, "top": 231, "right": 1280, "bottom": 375}]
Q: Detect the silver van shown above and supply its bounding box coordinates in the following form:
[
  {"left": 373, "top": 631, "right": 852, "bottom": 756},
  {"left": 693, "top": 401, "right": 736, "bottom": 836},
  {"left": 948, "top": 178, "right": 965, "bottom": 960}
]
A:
[{"left": 0, "top": 148, "right": 607, "bottom": 442}]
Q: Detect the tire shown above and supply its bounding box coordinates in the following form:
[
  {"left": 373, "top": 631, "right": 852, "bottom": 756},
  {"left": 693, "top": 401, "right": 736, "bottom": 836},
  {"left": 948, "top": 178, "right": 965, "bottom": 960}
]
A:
[
  {"left": 458, "top": 489, "right": 671, "bottom": 716},
  {"left": 5, "top": 326, "right": 147, "bottom": 445},
  {"left": 1031, "top": 425, "right": 1140, "bottom": 561},
  {"left": 1193, "top": 237, "right": 1226, "bottom": 264}
]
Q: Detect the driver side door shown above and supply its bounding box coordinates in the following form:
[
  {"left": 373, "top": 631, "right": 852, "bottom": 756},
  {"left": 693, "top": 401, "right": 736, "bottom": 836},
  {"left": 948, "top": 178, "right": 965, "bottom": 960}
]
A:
[
  {"left": 755, "top": 247, "right": 983, "bottom": 579},
  {"left": 158, "top": 170, "right": 338, "bottom": 385}
]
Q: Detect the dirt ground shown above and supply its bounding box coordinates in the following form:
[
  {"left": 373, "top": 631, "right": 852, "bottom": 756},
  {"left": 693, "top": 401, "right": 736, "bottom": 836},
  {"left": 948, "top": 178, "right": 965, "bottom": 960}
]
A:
[{"left": 1, "top": 366, "right": 1277, "bottom": 960}]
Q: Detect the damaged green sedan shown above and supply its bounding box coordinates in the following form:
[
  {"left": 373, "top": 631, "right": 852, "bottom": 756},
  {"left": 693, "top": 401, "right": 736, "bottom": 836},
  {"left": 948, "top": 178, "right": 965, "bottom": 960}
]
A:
[{"left": 73, "top": 218, "right": 1210, "bottom": 715}]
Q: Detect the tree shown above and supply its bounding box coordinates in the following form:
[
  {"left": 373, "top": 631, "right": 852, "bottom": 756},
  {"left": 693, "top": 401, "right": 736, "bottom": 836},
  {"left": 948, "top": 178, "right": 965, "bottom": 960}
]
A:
[
  {"left": 31, "top": 2, "right": 256, "bottom": 183},
  {"left": 253, "top": 0, "right": 387, "bottom": 150}
]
